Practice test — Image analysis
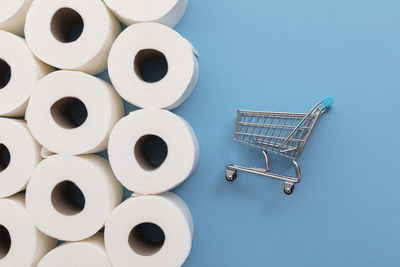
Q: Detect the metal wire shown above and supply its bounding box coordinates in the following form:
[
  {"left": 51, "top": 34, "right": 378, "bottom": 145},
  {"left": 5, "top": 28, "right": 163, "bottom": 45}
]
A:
[{"left": 233, "top": 102, "right": 326, "bottom": 160}]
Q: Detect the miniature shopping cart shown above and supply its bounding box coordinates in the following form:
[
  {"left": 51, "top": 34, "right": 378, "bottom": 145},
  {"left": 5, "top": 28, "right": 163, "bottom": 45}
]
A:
[{"left": 225, "top": 97, "right": 333, "bottom": 195}]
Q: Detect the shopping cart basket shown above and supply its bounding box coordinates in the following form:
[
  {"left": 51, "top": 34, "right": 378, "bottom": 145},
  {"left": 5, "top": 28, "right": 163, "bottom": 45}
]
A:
[{"left": 225, "top": 97, "right": 333, "bottom": 194}]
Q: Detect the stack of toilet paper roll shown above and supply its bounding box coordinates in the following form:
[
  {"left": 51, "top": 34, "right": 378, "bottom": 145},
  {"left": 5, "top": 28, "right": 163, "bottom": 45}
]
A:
[
  {"left": 0, "top": 0, "right": 199, "bottom": 266},
  {"left": 105, "top": 7, "right": 199, "bottom": 266}
]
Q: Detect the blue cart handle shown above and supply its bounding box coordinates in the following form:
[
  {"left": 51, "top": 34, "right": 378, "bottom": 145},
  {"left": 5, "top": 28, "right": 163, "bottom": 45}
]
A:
[{"left": 322, "top": 97, "right": 334, "bottom": 111}]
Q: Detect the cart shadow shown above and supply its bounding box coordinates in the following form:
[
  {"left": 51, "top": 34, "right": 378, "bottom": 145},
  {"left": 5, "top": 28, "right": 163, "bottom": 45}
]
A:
[
  {"left": 214, "top": 170, "right": 290, "bottom": 212},
  {"left": 214, "top": 118, "right": 301, "bottom": 211}
]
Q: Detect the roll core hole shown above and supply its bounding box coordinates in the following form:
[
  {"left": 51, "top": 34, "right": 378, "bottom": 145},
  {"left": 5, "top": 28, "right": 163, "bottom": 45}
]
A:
[
  {"left": 0, "top": 225, "right": 11, "bottom": 259},
  {"left": 0, "top": 59, "right": 11, "bottom": 89},
  {"left": 129, "top": 223, "right": 165, "bottom": 256},
  {"left": 51, "top": 8, "right": 84, "bottom": 43},
  {"left": 51, "top": 181, "right": 85, "bottom": 216},
  {"left": 134, "top": 135, "right": 168, "bottom": 171},
  {"left": 134, "top": 49, "right": 168, "bottom": 83},
  {"left": 0, "top": 144, "right": 10, "bottom": 172},
  {"left": 50, "top": 97, "right": 88, "bottom": 129}
]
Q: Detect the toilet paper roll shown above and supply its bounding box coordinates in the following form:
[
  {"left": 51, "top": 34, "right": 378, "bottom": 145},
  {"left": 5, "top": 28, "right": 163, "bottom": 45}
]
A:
[
  {"left": 0, "top": 194, "right": 57, "bottom": 267},
  {"left": 0, "top": 30, "right": 53, "bottom": 117},
  {"left": 37, "top": 233, "right": 112, "bottom": 267},
  {"left": 104, "top": 0, "right": 188, "bottom": 28},
  {"left": 108, "top": 22, "right": 199, "bottom": 109},
  {"left": 24, "top": 0, "right": 121, "bottom": 75},
  {"left": 26, "top": 70, "right": 124, "bottom": 155},
  {"left": 26, "top": 154, "right": 123, "bottom": 241},
  {"left": 0, "top": 118, "right": 41, "bottom": 198},
  {"left": 105, "top": 192, "right": 194, "bottom": 267},
  {"left": 0, "top": 0, "right": 32, "bottom": 36},
  {"left": 108, "top": 109, "right": 199, "bottom": 194}
]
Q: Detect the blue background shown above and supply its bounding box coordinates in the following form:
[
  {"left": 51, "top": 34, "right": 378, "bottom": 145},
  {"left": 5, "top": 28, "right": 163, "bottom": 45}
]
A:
[{"left": 100, "top": 0, "right": 400, "bottom": 266}]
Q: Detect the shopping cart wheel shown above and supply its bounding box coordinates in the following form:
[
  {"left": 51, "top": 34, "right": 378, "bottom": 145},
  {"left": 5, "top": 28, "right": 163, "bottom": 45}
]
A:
[
  {"left": 226, "top": 169, "right": 237, "bottom": 181},
  {"left": 283, "top": 183, "right": 294, "bottom": 195}
]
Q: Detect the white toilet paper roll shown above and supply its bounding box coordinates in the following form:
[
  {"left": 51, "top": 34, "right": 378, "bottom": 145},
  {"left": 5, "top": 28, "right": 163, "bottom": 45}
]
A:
[
  {"left": 24, "top": 0, "right": 121, "bottom": 75},
  {"left": 37, "top": 233, "right": 112, "bottom": 267},
  {"left": 0, "top": 30, "right": 53, "bottom": 117},
  {"left": 104, "top": 0, "right": 188, "bottom": 28},
  {"left": 0, "top": 118, "right": 41, "bottom": 198},
  {"left": 0, "top": 0, "right": 32, "bottom": 36},
  {"left": 105, "top": 192, "right": 194, "bottom": 267},
  {"left": 26, "top": 154, "right": 123, "bottom": 241},
  {"left": 108, "top": 109, "right": 199, "bottom": 194},
  {"left": 108, "top": 22, "right": 199, "bottom": 109},
  {"left": 0, "top": 194, "right": 57, "bottom": 267},
  {"left": 26, "top": 70, "right": 124, "bottom": 155}
]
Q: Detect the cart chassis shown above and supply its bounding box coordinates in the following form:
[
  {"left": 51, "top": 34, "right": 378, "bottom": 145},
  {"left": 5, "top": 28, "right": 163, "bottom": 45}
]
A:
[{"left": 226, "top": 150, "right": 301, "bottom": 194}]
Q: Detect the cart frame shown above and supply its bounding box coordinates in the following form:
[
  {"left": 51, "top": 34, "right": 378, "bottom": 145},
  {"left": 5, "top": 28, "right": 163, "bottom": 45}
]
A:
[{"left": 225, "top": 97, "right": 333, "bottom": 194}]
